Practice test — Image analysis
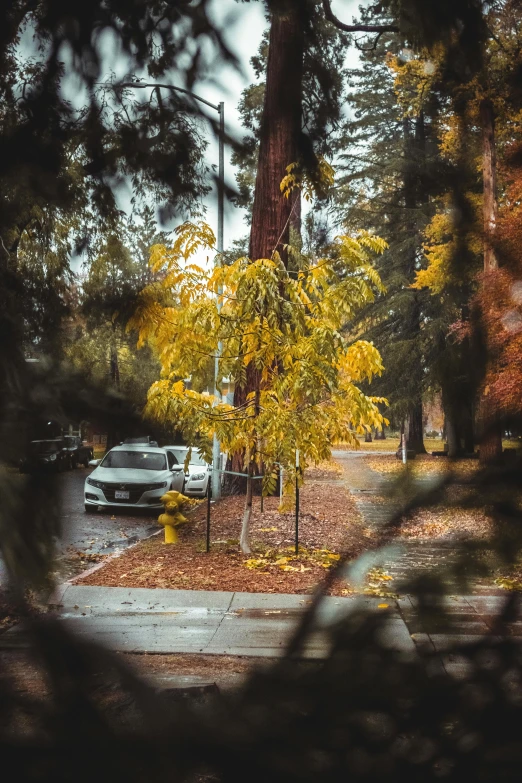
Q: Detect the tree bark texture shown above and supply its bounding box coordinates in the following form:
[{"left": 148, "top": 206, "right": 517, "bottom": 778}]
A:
[
  {"left": 479, "top": 97, "right": 502, "bottom": 463},
  {"left": 227, "top": 3, "right": 304, "bottom": 494},
  {"left": 443, "top": 408, "right": 460, "bottom": 458},
  {"left": 405, "top": 401, "right": 426, "bottom": 454},
  {"left": 240, "top": 460, "right": 254, "bottom": 554},
  {"left": 401, "top": 113, "right": 427, "bottom": 455},
  {"left": 480, "top": 98, "right": 498, "bottom": 273},
  {"left": 248, "top": 2, "right": 304, "bottom": 264}
]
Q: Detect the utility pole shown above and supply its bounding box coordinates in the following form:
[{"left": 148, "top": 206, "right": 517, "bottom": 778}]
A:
[{"left": 211, "top": 102, "right": 225, "bottom": 498}]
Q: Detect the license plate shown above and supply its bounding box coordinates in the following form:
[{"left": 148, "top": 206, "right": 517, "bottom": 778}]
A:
[{"left": 115, "top": 490, "right": 130, "bottom": 500}]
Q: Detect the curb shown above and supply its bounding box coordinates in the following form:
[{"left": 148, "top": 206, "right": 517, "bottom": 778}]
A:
[{"left": 48, "top": 527, "right": 164, "bottom": 605}]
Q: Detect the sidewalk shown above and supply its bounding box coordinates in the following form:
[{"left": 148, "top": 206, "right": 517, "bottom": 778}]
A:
[
  {"left": 4, "top": 583, "right": 519, "bottom": 680},
  {"left": 2, "top": 584, "right": 414, "bottom": 658},
  {"left": 333, "top": 451, "right": 501, "bottom": 596}
]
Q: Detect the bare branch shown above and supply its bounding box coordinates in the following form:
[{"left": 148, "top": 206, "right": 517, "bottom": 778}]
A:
[{"left": 322, "top": 0, "right": 399, "bottom": 34}]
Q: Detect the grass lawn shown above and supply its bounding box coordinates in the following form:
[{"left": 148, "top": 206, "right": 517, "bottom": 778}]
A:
[
  {"left": 364, "top": 454, "right": 479, "bottom": 477},
  {"left": 337, "top": 437, "right": 445, "bottom": 453},
  {"left": 349, "top": 437, "right": 522, "bottom": 453}
]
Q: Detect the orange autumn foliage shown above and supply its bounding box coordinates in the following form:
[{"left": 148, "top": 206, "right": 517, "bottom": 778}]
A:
[{"left": 478, "top": 143, "right": 522, "bottom": 416}]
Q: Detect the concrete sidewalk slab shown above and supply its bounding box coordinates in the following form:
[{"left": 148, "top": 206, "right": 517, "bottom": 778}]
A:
[
  {"left": 54, "top": 585, "right": 234, "bottom": 612},
  {"left": 20, "top": 585, "right": 416, "bottom": 658},
  {"left": 5, "top": 585, "right": 518, "bottom": 665}
]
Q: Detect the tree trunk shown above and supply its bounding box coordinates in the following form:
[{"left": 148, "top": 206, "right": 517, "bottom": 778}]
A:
[
  {"left": 479, "top": 97, "right": 502, "bottom": 463},
  {"left": 110, "top": 341, "right": 120, "bottom": 391},
  {"left": 444, "top": 411, "right": 460, "bottom": 458},
  {"left": 228, "top": 3, "right": 304, "bottom": 494},
  {"left": 364, "top": 430, "right": 372, "bottom": 443},
  {"left": 462, "top": 401, "right": 475, "bottom": 454},
  {"left": 405, "top": 402, "right": 426, "bottom": 454},
  {"left": 442, "top": 387, "right": 461, "bottom": 457},
  {"left": 240, "top": 461, "right": 253, "bottom": 554},
  {"left": 106, "top": 337, "right": 122, "bottom": 451},
  {"left": 248, "top": 1, "right": 304, "bottom": 264},
  {"left": 400, "top": 114, "right": 426, "bottom": 457},
  {"left": 480, "top": 98, "right": 498, "bottom": 274}
]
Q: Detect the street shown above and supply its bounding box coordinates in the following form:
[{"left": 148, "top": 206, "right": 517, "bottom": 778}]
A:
[
  {"left": 56, "top": 466, "right": 161, "bottom": 580},
  {"left": 0, "top": 467, "right": 161, "bottom": 586}
]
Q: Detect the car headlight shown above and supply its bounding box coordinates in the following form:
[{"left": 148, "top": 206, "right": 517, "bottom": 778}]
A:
[
  {"left": 49, "top": 453, "right": 57, "bottom": 461},
  {"left": 189, "top": 473, "right": 206, "bottom": 482},
  {"left": 87, "top": 478, "right": 104, "bottom": 488}
]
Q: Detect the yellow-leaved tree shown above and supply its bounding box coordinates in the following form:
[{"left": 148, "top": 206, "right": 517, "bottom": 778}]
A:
[{"left": 129, "top": 221, "right": 388, "bottom": 553}]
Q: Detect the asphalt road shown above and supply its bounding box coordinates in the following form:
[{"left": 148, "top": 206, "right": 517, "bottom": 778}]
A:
[
  {"left": 0, "top": 467, "right": 162, "bottom": 586},
  {"left": 57, "top": 466, "right": 161, "bottom": 574}
]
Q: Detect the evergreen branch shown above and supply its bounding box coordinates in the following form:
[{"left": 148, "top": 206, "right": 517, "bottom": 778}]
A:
[{"left": 321, "top": 0, "right": 399, "bottom": 35}]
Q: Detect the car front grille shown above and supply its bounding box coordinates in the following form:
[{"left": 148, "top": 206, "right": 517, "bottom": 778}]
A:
[{"left": 98, "top": 482, "right": 164, "bottom": 504}]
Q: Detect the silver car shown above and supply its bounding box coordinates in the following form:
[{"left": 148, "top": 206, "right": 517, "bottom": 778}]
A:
[
  {"left": 84, "top": 445, "right": 185, "bottom": 512},
  {"left": 163, "top": 446, "right": 213, "bottom": 498}
]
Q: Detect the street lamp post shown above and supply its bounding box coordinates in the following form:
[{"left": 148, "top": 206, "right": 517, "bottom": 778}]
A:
[
  {"left": 212, "top": 101, "right": 224, "bottom": 500},
  {"left": 115, "top": 82, "right": 224, "bottom": 499}
]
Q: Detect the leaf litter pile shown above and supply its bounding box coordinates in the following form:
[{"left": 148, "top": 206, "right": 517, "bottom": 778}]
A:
[
  {"left": 78, "top": 479, "right": 377, "bottom": 596},
  {"left": 365, "top": 455, "right": 479, "bottom": 478}
]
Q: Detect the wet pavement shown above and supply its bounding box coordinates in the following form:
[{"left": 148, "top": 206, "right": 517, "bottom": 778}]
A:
[
  {"left": 5, "top": 585, "right": 520, "bottom": 678},
  {"left": 11, "top": 585, "right": 416, "bottom": 659},
  {"left": 0, "top": 467, "right": 161, "bottom": 585},
  {"left": 60, "top": 467, "right": 159, "bottom": 552}
]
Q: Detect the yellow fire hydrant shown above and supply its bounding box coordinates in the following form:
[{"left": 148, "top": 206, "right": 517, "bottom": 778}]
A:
[{"left": 158, "top": 490, "right": 190, "bottom": 544}]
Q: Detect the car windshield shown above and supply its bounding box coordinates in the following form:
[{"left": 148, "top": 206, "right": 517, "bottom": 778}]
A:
[
  {"left": 169, "top": 448, "right": 207, "bottom": 467},
  {"left": 100, "top": 451, "right": 166, "bottom": 471},
  {"left": 30, "top": 440, "right": 61, "bottom": 454}
]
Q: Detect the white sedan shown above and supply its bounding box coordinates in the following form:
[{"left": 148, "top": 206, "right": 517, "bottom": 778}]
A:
[
  {"left": 163, "top": 446, "right": 213, "bottom": 498},
  {"left": 84, "top": 445, "right": 185, "bottom": 512}
]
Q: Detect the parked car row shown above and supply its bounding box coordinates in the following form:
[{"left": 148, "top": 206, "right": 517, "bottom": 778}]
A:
[
  {"left": 84, "top": 443, "right": 220, "bottom": 513},
  {"left": 19, "top": 437, "right": 94, "bottom": 473}
]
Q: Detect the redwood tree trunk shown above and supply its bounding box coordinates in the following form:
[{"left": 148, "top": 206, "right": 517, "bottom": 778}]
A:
[
  {"left": 227, "top": 3, "right": 304, "bottom": 493},
  {"left": 248, "top": 1, "right": 304, "bottom": 264},
  {"left": 479, "top": 97, "right": 502, "bottom": 463}
]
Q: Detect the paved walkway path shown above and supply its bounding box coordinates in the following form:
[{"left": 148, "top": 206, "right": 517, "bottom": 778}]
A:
[
  {"left": 3, "top": 584, "right": 416, "bottom": 659},
  {"left": 332, "top": 451, "right": 499, "bottom": 596},
  {"left": 4, "top": 584, "right": 519, "bottom": 678}
]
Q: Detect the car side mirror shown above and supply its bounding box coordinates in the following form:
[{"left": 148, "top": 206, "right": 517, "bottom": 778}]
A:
[
  {"left": 88, "top": 459, "right": 101, "bottom": 467},
  {"left": 171, "top": 465, "right": 183, "bottom": 472}
]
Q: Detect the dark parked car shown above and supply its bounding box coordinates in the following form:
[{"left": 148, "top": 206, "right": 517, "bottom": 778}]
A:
[
  {"left": 19, "top": 439, "right": 72, "bottom": 473},
  {"left": 64, "top": 436, "right": 94, "bottom": 468}
]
